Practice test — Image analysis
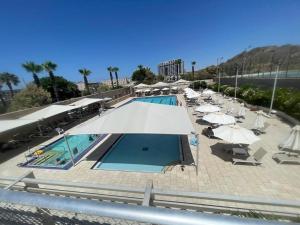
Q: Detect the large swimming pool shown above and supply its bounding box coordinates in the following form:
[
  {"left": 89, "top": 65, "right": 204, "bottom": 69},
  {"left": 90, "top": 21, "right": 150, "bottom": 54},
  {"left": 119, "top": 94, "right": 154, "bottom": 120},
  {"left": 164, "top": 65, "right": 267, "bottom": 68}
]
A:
[
  {"left": 94, "top": 95, "right": 182, "bottom": 173},
  {"left": 23, "top": 134, "right": 106, "bottom": 169},
  {"left": 130, "top": 95, "right": 177, "bottom": 106},
  {"left": 94, "top": 134, "right": 181, "bottom": 173}
]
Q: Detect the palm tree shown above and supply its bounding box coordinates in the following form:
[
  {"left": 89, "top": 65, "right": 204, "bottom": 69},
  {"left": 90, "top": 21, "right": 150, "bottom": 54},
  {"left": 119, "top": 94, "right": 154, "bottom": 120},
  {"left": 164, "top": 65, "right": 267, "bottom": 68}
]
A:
[
  {"left": 78, "top": 68, "right": 91, "bottom": 94},
  {"left": 43, "top": 61, "right": 59, "bottom": 102},
  {"left": 112, "top": 67, "right": 119, "bottom": 87},
  {"left": 107, "top": 66, "right": 114, "bottom": 88},
  {"left": 22, "top": 61, "right": 43, "bottom": 87},
  {"left": 0, "top": 83, "right": 6, "bottom": 106},
  {"left": 191, "top": 61, "right": 196, "bottom": 80},
  {"left": 175, "top": 59, "right": 182, "bottom": 80},
  {"left": 0, "top": 72, "right": 20, "bottom": 97},
  {"left": 137, "top": 65, "right": 144, "bottom": 71}
]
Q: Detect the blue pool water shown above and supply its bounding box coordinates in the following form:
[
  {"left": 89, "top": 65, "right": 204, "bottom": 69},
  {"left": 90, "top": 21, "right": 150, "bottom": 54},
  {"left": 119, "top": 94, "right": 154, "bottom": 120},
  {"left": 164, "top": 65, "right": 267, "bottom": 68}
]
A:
[
  {"left": 94, "top": 134, "right": 181, "bottom": 173},
  {"left": 25, "top": 134, "right": 104, "bottom": 169},
  {"left": 131, "top": 95, "right": 177, "bottom": 105}
]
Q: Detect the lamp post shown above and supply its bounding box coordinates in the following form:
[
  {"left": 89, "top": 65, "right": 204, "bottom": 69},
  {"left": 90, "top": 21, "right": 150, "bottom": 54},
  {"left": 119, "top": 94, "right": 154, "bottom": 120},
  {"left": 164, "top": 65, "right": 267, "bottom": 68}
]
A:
[
  {"left": 217, "top": 57, "right": 223, "bottom": 93},
  {"left": 234, "top": 67, "right": 239, "bottom": 101},
  {"left": 269, "top": 65, "right": 280, "bottom": 115}
]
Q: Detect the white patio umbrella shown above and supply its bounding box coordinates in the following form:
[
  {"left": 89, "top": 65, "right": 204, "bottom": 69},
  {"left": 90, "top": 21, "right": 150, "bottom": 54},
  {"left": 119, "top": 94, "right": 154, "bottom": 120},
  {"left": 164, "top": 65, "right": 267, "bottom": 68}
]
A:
[
  {"left": 279, "top": 125, "right": 300, "bottom": 152},
  {"left": 135, "top": 90, "right": 142, "bottom": 93},
  {"left": 152, "top": 88, "right": 160, "bottom": 92},
  {"left": 213, "top": 125, "right": 260, "bottom": 145},
  {"left": 253, "top": 110, "right": 265, "bottom": 130},
  {"left": 203, "top": 112, "right": 236, "bottom": 125},
  {"left": 143, "top": 89, "right": 151, "bottom": 92},
  {"left": 162, "top": 87, "right": 170, "bottom": 91},
  {"left": 187, "top": 92, "right": 201, "bottom": 99},
  {"left": 135, "top": 83, "right": 149, "bottom": 89},
  {"left": 195, "top": 104, "right": 220, "bottom": 113},
  {"left": 202, "top": 89, "right": 215, "bottom": 96}
]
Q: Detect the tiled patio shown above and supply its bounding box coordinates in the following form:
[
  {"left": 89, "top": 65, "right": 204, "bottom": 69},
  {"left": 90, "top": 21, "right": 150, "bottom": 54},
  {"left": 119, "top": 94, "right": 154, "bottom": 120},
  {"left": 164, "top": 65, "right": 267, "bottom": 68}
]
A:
[{"left": 0, "top": 94, "right": 299, "bottom": 207}]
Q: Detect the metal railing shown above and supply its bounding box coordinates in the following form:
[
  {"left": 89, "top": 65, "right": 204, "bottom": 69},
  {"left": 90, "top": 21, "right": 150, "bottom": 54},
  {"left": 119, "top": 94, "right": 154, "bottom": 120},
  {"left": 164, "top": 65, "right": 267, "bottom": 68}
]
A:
[
  {"left": 0, "top": 172, "right": 299, "bottom": 224},
  {"left": 0, "top": 189, "right": 297, "bottom": 225}
]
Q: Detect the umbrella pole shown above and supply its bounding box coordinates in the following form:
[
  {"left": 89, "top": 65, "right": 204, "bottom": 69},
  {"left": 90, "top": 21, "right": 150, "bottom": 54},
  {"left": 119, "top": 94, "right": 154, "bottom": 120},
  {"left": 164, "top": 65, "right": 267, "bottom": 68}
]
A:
[{"left": 63, "top": 134, "right": 75, "bottom": 167}]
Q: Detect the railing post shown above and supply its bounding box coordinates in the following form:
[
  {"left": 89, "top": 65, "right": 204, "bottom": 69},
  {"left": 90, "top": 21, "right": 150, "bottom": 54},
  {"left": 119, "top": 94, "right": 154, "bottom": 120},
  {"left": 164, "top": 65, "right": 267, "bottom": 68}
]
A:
[{"left": 142, "top": 180, "right": 153, "bottom": 206}]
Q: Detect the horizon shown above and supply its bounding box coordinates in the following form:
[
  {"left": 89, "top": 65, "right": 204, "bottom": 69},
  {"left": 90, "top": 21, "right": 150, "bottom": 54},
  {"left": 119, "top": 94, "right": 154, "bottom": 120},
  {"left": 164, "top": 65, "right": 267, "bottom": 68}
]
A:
[{"left": 0, "top": 0, "right": 300, "bottom": 89}]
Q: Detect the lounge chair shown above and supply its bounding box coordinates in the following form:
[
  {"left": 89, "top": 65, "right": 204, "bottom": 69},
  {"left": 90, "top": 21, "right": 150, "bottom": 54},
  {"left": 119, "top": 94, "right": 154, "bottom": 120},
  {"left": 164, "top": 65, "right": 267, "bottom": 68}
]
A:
[
  {"left": 232, "top": 148, "right": 267, "bottom": 165},
  {"left": 272, "top": 153, "right": 300, "bottom": 164}
]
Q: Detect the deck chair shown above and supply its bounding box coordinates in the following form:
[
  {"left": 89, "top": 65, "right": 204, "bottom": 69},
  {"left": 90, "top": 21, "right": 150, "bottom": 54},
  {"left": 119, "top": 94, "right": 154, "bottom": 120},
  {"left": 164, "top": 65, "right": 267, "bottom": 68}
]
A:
[
  {"left": 232, "top": 148, "right": 267, "bottom": 165},
  {"left": 272, "top": 153, "right": 300, "bottom": 164}
]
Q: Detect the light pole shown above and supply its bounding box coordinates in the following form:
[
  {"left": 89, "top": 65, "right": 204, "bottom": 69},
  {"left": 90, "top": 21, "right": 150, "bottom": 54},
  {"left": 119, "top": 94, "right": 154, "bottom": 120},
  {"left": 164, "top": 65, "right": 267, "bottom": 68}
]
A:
[
  {"left": 269, "top": 65, "right": 280, "bottom": 115},
  {"left": 217, "top": 57, "right": 223, "bottom": 93},
  {"left": 234, "top": 67, "right": 239, "bottom": 101}
]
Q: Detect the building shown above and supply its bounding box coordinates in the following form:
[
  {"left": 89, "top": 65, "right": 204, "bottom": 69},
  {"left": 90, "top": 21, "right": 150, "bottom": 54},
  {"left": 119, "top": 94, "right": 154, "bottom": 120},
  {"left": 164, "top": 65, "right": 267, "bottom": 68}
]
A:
[
  {"left": 100, "top": 77, "right": 131, "bottom": 87},
  {"left": 158, "top": 59, "right": 185, "bottom": 81}
]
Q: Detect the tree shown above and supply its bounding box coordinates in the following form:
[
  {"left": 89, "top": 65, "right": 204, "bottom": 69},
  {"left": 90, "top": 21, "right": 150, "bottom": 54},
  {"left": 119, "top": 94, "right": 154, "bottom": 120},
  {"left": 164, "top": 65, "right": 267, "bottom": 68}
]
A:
[
  {"left": 22, "top": 62, "right": 43, "bottom": 87},
  {"left": 131, "top": 65, "right": 155, "bottom": 84},
  {"left": 40, "top": 76, "right": 80, "bottom": 100},
  {"left": 107, "top": 66, "right": 114, "bottom": 88},
  {"left": 191, "top": 61, "right": 196, "bottom": 81},
  {"left": 175, "top": 59, "right": 182, "bottom": 80},
  {"left": 9, "top": 84, "right": 52, "bottom": 111},
  {"left": 0, "top": 73, "right": 20, "bottom": 97},
  {"left": 0, "top": 83, "right": 6, "bottom": 107},
  {"left": 42, "top": 61, "right": 59, "bottom": 102},
  {"left": 112, "top": 67, "right": 119, "bottom": 87},
  {"left": 78, "top": 68, "right": 91, "bottom": 94}
]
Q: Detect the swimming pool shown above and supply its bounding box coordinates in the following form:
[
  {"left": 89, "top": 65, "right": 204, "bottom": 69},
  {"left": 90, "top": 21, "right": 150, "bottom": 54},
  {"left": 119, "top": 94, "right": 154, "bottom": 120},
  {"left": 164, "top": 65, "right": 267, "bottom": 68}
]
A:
[
  {"left": 130, "top": 95, "right": 177, "bottom": 106},
  {"left": 94, "top": 134, "right": 181, "bottom": 173},
  {"left": 94, "top": 95, "right": 182, "bottom": 173},
  {"left": 23, "top": 134, "right": 106, "bottom": 169}
]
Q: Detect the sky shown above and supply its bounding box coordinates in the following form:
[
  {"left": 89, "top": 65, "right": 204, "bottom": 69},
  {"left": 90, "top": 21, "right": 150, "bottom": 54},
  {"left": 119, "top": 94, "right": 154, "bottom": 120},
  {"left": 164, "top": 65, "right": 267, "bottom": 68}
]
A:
[{"left": 0, "top": 0, "right": 299, "bottom": 88}]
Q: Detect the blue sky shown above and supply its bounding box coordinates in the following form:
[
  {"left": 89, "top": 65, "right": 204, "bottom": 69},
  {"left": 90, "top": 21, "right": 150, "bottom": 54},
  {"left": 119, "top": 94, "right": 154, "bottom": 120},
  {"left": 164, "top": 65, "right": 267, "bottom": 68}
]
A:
[{"left": 0, "top": 0, "right": 299, "bottom": 87}]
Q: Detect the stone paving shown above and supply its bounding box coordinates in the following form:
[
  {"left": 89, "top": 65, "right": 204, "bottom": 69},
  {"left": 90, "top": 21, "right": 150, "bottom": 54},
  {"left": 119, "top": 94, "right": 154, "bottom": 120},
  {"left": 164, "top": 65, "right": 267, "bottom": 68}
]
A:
[{"left": 0, "top": 94, "right": 299, "bottom": 210}]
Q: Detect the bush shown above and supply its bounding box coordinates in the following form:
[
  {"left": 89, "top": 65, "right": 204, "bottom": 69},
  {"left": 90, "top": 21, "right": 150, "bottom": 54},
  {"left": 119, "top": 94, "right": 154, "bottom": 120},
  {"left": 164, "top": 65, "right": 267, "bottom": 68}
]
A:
[{"left": 9, "top": 84, "right": 52, "bottom": 111}]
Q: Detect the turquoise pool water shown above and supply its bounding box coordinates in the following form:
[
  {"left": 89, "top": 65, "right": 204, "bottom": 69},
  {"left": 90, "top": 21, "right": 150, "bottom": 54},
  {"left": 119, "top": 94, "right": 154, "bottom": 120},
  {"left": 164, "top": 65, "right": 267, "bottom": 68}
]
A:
[
  {"left": 94, "top": 134, "right": 181, "bottom": 173},
  {"left": 25, "top": 134, "right": 103, "bottom": 169},
  {"left": 131, "top": 95, "right": 177, "bottom": 105},
  {"left": 94, "top": 95, "right": 181, "bottom": 173}
]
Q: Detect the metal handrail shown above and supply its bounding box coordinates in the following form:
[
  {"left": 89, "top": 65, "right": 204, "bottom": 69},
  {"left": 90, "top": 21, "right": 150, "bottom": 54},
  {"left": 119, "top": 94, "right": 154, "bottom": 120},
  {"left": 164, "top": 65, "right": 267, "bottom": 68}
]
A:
[
  {"left": 0, "top": 175, "right": 299, "bottom": 210},
  {"left": 0, "top": 189, "right": 295, "bottom": 225}
]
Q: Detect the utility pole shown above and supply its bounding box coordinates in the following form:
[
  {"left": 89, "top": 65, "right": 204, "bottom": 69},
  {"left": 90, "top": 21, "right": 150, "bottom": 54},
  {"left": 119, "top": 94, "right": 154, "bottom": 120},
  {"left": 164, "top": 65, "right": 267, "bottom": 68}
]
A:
[
  {"left": 269, "top": 65, "right": 280, "bottom": 115},
  {"left": 217, "top": 57, "right": 223, "bottom": 93}
]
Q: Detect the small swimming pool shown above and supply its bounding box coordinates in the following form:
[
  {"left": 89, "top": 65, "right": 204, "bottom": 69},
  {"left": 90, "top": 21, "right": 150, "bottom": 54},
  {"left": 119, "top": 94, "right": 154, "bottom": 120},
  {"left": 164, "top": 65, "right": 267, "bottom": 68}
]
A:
[
  {"left": 130, "top": 95, "right": 177, "bottom": 106},
  {"left": 94, "top": 134, "right": 181, "bottom": 173},
  {"left": 23, "top": 134, "right": 106, "bottom": 169}
]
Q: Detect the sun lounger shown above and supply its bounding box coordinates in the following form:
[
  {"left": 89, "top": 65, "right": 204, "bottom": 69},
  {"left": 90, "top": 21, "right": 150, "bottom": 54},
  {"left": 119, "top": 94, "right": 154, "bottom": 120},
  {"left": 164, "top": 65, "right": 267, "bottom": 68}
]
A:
[
  {"left": 232, "top": 148, "right": 267, "bottom": 165},
  {"left": 272, "top": 153, "right": 300, "bottom": 164}
]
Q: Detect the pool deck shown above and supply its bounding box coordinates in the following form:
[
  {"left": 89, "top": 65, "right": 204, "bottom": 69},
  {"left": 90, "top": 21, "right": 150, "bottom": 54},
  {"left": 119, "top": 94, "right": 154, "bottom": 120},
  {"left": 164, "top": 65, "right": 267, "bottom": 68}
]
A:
[{"left": 0, "top": 94, "right": 300, "bottom": 211}]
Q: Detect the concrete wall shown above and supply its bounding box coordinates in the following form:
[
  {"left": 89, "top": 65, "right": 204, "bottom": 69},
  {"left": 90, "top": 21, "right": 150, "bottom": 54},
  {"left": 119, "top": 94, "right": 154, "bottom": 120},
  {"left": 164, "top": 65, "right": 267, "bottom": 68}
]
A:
[
  {"left": 215, "top": 77, "right": 300, "bottom": 90},
  {"left": 0, "top": 87, "right": 132, "bottom": 120}
]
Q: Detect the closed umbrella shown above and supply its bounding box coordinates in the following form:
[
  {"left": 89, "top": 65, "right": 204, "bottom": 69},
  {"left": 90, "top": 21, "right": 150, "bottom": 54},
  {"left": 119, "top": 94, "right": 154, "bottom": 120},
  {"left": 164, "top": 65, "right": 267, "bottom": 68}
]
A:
[
  {"left": 203, "top": 112, "right": 236, "bottom": 125},
  {"left": 238, "top": 103, "right": 246, "bottom": 117},
  {"left": 253, "top": 110, "right": 265, "bottom": 130},
  {"left": 213, "top": 125, "right": 260, "bottom": 145},
  {"left": 279, "top": 125, "right": 300, "bottom": 152},
  {"left": 195, "top": 104, "right": 220, "bottom": 113}
]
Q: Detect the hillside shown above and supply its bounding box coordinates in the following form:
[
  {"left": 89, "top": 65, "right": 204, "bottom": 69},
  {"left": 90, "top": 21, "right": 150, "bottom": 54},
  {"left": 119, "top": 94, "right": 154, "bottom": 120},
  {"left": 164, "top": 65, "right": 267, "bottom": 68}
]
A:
[{"left": 220, "top": 44, "right": 300, "bottom": 76}]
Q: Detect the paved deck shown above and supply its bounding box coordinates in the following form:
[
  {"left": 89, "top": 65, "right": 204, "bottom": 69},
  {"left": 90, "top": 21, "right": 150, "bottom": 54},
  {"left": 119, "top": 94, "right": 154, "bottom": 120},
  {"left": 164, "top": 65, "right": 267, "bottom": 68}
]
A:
[{"left": 0, "top": 94, "right": 299, "bottom": 209}]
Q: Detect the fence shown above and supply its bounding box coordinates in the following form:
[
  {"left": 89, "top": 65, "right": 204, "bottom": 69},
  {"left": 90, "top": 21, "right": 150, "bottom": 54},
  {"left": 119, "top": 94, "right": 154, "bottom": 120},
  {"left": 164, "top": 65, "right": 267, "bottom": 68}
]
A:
[{"left": 0, "top": 171, "right": 299, "bottom": 225}]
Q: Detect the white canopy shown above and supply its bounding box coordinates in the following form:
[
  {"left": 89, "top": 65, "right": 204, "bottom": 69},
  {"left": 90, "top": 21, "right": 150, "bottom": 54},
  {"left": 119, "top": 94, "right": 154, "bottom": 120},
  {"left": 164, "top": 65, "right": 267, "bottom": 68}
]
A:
[
  {"left": 151, "top": 82, "right": 169, "bottom": 88},
  {"left": 135, "top": 83, "right": 149, "bottom": 88},
  {"left": 203, "top": 112, "right": 236, "bottom": 125},
  {"left": 68, "top": 98, "right": 103, "bottom": 107},
  {"left": 279, "top": 125, "right": 300, "bottom": 152},
  {"left": 103, "top": 97, "right": 112, "bottom": 101},
  {"left": 0, "top": 119, "right": 37, "bottom": 135},
  {"left": 195, "top": 104, "right": 220, "bottom": 113},
  {"left": 21, "top": 105, "right": 77, "bottom": 120},
  {"left": 69, "top": 101, "right": 195, "bottom": 135},
  {"left": 213, "top": 125, "right": 260, "bottom": 145}
]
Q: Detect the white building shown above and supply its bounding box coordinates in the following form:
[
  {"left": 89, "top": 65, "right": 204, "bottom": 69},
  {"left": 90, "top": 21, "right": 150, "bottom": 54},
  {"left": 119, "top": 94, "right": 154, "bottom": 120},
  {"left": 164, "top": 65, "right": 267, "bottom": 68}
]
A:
[
  {"left": 158, "top": 59, "right": 185, "bottom": 82},
  {"left": 100, "top": 77, "right": 131, "bottom": 87}
]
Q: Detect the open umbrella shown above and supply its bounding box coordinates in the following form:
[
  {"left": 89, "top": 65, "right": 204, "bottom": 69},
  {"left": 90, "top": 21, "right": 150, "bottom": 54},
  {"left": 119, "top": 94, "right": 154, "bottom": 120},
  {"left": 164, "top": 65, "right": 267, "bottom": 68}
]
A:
[
  {"left": 279, "top": 125, "right": 300, "bottom": 152},
  {"left": 195, "top": 104, "right": 220, "bottom": 113},
  {"left": 213, "top": 125, "right": 260, "bottom": 145},
  {"left": 203, "top": 112, "right": 236, "bottom": 125}
]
